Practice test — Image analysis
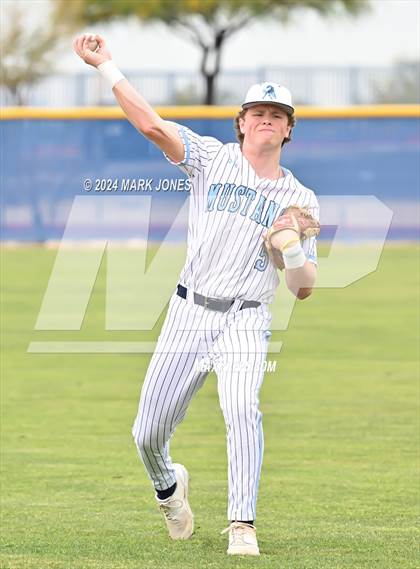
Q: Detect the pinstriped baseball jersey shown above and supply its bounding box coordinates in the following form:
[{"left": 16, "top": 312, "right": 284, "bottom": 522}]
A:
[{"left": 166, "top": 124, "right": 319, "bottom": 304}]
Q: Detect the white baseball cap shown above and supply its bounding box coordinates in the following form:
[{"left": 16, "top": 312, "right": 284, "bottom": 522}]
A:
[{"left": 242, "top": 82, "right": 294, "bottom": 114}]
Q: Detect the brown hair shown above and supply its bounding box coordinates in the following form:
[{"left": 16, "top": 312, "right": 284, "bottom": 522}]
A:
[{"left": 234, "top": 107, "right": 296, "bottom": 148}]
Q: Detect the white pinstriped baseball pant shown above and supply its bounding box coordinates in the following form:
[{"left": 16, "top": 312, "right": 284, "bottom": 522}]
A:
[{"left": 132, "top": 291, "right": 272, "bottom": 521}]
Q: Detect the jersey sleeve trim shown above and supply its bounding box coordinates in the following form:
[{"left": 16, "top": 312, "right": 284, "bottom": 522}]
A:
[
  {"left": 179, "top": 126, "right": 190, "bottom": 165},
  {"left": 163, "top": 124, "right": 190, "bottom": 167}
]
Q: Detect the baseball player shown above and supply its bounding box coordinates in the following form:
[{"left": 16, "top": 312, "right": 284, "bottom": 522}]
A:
[{"left": 74, "top": 34, "right": 319, "bottom": 557}]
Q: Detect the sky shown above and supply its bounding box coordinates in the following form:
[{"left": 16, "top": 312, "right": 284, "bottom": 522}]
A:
[{"left": 3, "top": 0, "right": 420, "bottom": 72}]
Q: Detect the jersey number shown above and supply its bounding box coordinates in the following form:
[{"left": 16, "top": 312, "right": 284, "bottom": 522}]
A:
[{"left": 254, "top": 244, "right": 268, "bottom": 272}]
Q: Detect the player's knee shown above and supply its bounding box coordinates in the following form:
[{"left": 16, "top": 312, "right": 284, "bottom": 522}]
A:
[
  {"left": 226, "top": 401, "right": 260, "bottom": 426},
  {"left": 132, "top": 427, "right": 156, "bottom": 455}
]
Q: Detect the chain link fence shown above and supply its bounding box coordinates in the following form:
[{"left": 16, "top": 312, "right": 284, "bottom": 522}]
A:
[{"left": 1, "top": 63, "right": 419, "bottom": 107}]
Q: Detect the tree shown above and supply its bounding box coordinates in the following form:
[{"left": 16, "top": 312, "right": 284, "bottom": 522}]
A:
[
  {"left": 0, "top": 1, "right": 80, "bottom": 105},
  {"left": 68, "top": 0, "right": 368, "bottom": 104}
]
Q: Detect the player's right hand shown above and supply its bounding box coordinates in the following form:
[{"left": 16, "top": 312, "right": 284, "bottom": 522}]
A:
[{"left": 73, "top": 34, "right": 111, "bottom": 68}]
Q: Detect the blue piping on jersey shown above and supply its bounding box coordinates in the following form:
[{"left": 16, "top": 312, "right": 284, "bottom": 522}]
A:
[
  {"left": 178, "top": 126, "right": 191, "bottom": 165},
  {"left": 253, "top": 396, "right": 264, "bottom": 516}
]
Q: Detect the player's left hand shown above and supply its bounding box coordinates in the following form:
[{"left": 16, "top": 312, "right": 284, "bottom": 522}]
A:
[
  {"left": 73, "top": 34, "right": 111, "bottom": 68},
  {"left": 264, "top": 205, "right": 320, "bottom": 270}
]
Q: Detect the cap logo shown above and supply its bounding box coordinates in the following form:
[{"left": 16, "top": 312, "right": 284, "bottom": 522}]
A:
[{"left": 262, "top": 84, "right": 276, "bottom": 100}]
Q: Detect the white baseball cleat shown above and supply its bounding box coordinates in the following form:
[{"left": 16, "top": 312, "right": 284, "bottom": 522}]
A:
[
  {"left": 221, "top": 522, "right": 260, "bottom": 556},
  {"left": 156, "top": 463, "right": 194, "bottom": 540}
]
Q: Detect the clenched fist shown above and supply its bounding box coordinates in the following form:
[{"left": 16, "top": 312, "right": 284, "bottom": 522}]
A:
[{"left": 73, "top": 34, "right": 111, "bottom": 68}]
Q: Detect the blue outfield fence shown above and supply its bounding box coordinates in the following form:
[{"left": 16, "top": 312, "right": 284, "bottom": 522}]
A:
[{"left": 1, "top": 107, "right": 419, "bottom": 242}]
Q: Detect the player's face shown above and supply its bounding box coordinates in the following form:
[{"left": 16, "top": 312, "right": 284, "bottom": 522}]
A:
[{"left": 240, "top": 105, "right": 291, "bottom": 149}]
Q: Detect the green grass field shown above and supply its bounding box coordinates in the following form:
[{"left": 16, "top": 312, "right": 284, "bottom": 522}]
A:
[{"left": 1, "top": 244, "right": 419, "bottom": 569}]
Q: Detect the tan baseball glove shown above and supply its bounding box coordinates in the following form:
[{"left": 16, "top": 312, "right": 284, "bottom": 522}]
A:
[{"left": 264, "top": 205, "right": 320, "bottom": 270}]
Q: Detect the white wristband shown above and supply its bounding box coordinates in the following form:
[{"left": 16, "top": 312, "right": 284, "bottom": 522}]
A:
[
  {"left": 97, "top": 61, "right": 125, "bottom": 88},
  {"left": 282, "top": 242, "right": 307, "bottom": 270}
]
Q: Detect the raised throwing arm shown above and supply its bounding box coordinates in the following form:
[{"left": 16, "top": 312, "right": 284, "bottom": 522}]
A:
[{"left": 73, "top": 33, "right": 184, "bottom": 163}]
